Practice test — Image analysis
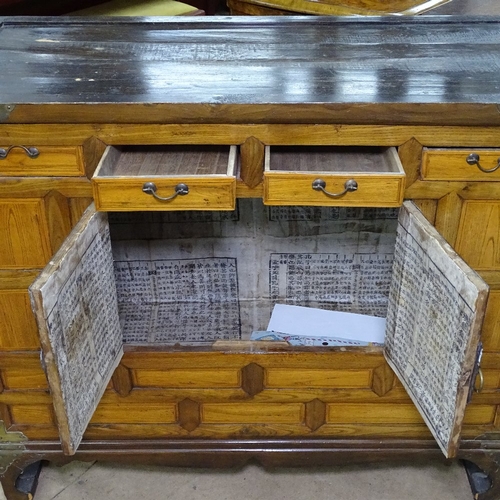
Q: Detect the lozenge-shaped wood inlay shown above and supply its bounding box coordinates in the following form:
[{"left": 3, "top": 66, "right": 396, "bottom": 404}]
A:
[
  {"left": 111, "top": 364, "right": 133, "bottom": 397},
  {"left": 241, "top": 363, "right": 265, "bottom": 397},
  {"left": 178, "top": 398, "right": 201, "bottom": 432},
  {"left": 305, "top": 398, "right": 326, "bottom": 431},
  {"left": 371, "top": 364, "right": 395, "bottom": 397},
  {"left": 240, "top": 136, "right": 265, "bottom": 189}
]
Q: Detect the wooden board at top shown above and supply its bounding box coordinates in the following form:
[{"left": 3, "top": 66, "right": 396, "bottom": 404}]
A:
[
  {"left": 29, "top": 205, "right": 123, "bottom": 455},
  {"left": 384, "top": 201, "right": 488, "bottom": 458}
]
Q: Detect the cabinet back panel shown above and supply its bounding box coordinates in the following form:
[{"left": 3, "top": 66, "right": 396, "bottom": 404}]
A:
[{"left": 109, "top": 200, "right": 398, "bottom": 344}]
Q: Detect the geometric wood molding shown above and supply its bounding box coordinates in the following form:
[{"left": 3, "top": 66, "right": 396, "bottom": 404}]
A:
[
  {"left": 241, "top": 362, "right": 265, "bottom": 397},
  {"left": 305, "top": 398, "right": 327, "bottom": 432},
  {"left": 178, "top": 398, "right": 201, "bottom": 432},
  {"left": 82, "top": 135, "right": 108, "bottom": 179},
  {"left": 434, "top": 191, "right": 464, "bottom": 248},
  {"left": 371, "top": 363, "right": 395, "bottom": 397},
  {"left": 111, "top": 363, "right": 133, "bottom": 397},
  {"left": 398, "top": 137, "right": 423, "bottom": 190},
  {"left": 240, "top": 136, "right": 265, "bottom": 189}
]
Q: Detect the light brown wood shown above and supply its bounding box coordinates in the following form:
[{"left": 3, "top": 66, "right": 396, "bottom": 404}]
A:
[
  {"left": 111, "top": 364, "right": 134, "bottom": 397},
  {"left": 202, "top": 403, "right": 304, "bottom": 424},
  {"left": 0, "top": 145, "right": 84, "bottom": 177},
  {"left": 240, "top": 136, "right": 265, "bottom": 189},
  {"left": 178, "top": 398, "right": 201, "bottom": 431},
  {"left": 434, "top": 191, "right": 464, "bottom": 247},
  {"left": 371, "top": 364, "right": 395, "bottom": 397},
  {"left": 0, "top": 289, "right": 40, "bottom": 350},
  {"left": 0, "top": 198, "right": 52, "bottom": 268},
  {"left": 241, "top": 363, "right": 265, "bottom": 397},
  {"left": 455, "top": 201, "right": 500, "bottom": 270},
  {"left": 266, "top": 369, "right": 372, "bottom": 388},
  {"left": 81, "top": 136, "right": 108, "bottom": 179},
  {"left": 5, "top": 124, "right": 500, "bottom": 148},
  {"left": 229, "top": 0, "right": 449, "bottom": 16},
  {"left": 305, "top": 398, "right": 327, "bottom": 431},
  {"left": 92, "top": 145, "right": 238, "bottom": 211},
  {"left": 412, "top": 200, "right": 438, "bottom": 224},
  {"left": 398, "top": 137, "right": 423, "bottom": 189},
  {"left": 264, "top": 174, "right": 405, "bottom": 207},
  {"left": 43, "top": 190, "right": 73, "bottom": 256},
  {"left": 134, "top": 369, "right": 240, "bottom": 388},
  {"left": 482, "top": 291, "right": 500, "bottom": 352},
  {"left": 422, "top": 148, "right": 500, "bottom": 182},
  {"left": 90, "top": 404, "right": 177, "bottom": 424},
  {"left": 68, "top": 197, "right": 93, "bottom": 227}
]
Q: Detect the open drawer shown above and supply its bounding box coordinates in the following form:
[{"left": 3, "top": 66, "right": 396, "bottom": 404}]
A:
[
  {"left": 263, "top": 146, "right": 405, "bottom": 207},
  {"left": 92, "top": 145, "right": 237, "bottom": 211},
  {"left": 29, "top": 201, "right": 487, "bottom": 459}
]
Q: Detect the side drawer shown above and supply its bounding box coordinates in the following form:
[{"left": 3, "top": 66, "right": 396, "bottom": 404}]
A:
[
  {"left": 263, "top": 146, "right": 405, "bottom": 207},
  {"left": 422, "top": 148, "right": 500, "bottom": 181},
  {"left": 0, "top": 145, "right": 84, "bottom": 176},
  {"left": 92, "top": 145, "right": 237, "bottom": 211}
]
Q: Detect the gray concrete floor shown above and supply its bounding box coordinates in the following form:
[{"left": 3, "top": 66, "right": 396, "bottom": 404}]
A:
[{"left": 17, "top": 460, "right": 475, "bottom": 499}]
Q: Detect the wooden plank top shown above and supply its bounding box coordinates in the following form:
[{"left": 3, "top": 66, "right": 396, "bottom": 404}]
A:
[{"left": 1, "top": 16, "right": 500, "bottom": 124}]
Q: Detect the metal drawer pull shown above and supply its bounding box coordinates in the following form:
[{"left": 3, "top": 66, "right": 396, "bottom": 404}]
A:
[
  {"left": 312, "top": 178, "right": 358, "bottom": 198},
  {"left": 466, "top": 153, "right": 500, "bottom": 173},
  {"left": 474, "top": 368, "right": 484, "bottom": 394},
  {"left": 142, "top": 182, "right": 189, "bottom": 201},
  {"left": 0, "top": 145, "right": 39, "bottom": 159}
]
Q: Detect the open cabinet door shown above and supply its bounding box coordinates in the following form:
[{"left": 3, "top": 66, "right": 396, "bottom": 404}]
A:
[
  {"left": 385, "top": 201, "right": 488, "bottom": 459},
  {"left": 29, "top": 204, "right": 123, "bottom": 455}
]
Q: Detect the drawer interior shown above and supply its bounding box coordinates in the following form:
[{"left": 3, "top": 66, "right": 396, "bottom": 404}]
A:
[
  {"left": 266, "top": 146, "right": 403, "bottom": 173},
  {"left": 95, "top": 145, "right": 234, "bottom": 177},
  {"left": 108, "top": 199, "right": 399, "bottom": 346}
]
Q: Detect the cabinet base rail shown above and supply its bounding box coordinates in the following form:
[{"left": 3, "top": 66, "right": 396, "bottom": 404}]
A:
[{"left": 2, "top": 438, "right": 500, "bottom": 500}]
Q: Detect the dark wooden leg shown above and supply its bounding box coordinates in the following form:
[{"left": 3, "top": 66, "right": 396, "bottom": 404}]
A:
[
  {"left": 460, "top": 451, "right": 500, "bottom": 500},
  {"left": 0, "top": 457, "right": 43, "bottom": 500}
]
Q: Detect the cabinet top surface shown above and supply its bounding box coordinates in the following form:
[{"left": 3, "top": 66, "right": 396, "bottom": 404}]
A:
[{"left": 1, "top": 16, "right": 500, "bottom": 124}]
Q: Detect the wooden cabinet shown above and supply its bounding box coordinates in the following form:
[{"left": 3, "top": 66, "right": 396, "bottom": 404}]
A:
[{"left": 2, "top": 16, "right": 500, "bottom": 500}]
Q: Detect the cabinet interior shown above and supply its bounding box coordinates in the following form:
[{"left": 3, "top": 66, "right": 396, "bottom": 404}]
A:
[{"left": 108, "top": 199, "right": 399, "bottom": 346}]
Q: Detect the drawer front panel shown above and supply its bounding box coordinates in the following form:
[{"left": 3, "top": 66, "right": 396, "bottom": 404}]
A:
[
  {"left": 0, "top": 146, "right": 84, "bottom": 177},
  {"left": 422, "top": 148, "right": 500, "bottom": 181},
  {"left": 264, "top": 174, "right": 404, "bottom": 207},
  {"left": 264, "top": 146, "right": 405, "bottom": 207},
  {"left": 93, "top": 177, "right": 236, "bottom": 211},
  {"left": 93, "top": 145, "right": 237, "bottom": 211}
]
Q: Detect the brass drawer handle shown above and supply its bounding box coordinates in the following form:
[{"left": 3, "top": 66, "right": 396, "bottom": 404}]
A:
[
  {"left": 474, "top": 367, "right": 484, "bottom": 394},
  {"left": 312, "top": 178, "right": 358, "bottom": 198},
  {"left": 142, "top": 182, "right": 189, "bottom": 201},
  {"left": 0, "top": 145, "right": 39, "bottom": 159},
  {"left": 466, "top": 153, "right": 500, "bottom": 173}
]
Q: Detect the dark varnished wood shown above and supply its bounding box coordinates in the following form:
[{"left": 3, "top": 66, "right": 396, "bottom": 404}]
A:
[{"left": 1, "top": 17, "right": 500, "bottom": 125}]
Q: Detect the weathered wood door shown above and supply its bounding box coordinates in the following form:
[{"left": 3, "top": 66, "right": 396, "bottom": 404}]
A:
[
  {"left": 385, "top": 201, "right": 489, "bottom": 458},
  {"left": 29, "top": 205, "right": 123, "bottom": 455}
]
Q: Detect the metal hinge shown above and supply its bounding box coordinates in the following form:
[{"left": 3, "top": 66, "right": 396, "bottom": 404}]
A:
[{"left": 0, "top": 420, "right": 27, "bottom": 475}]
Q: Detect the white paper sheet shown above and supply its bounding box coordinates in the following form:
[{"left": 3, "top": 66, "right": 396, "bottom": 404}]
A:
[{"left": 267, "top": 304, "right": 386, "bottom": 345}]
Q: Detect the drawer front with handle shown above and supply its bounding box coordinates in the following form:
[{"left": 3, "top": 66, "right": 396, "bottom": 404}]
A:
[
  {"left": 0, "top": 145, "right": 84, "bottom": 177},
  {"left": 92, "top": 145, "right": 237, "bottom": 211},
  {"left": 263, "top": 146, "right": 405, "bottom": 207},
  {"left": 422, "top": 148, "right": 500, "bottom": 181}
]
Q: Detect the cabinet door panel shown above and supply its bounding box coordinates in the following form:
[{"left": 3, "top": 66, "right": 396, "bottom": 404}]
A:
[
  {"left": 455, "top": 201, "right": 500, "bottom": 270},
  {"left": 0, "top": 198, "right": 52, "bottom": 268},
  {"left": 385, "top": 201, "right": 488, "bottom": 458},
  {"left": 29, "top": 205, "right": 123, "bottom": 455}
]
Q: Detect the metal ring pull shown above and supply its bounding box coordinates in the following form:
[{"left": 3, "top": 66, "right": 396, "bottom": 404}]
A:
[
  {"left": 466, "top": 153, "right": 500, "bottom": 173},
  {"left": 0, "top": 145, "right": 40, "bottom": 159},
  {"left": 474, "top": 368, "right": 484, "bottom": 394},
  {"left": 142, "top": 182, "right": 189, "bottom": 201},
  {"left": 312, "top": 178, "right": 358, "bottom": 198}
]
